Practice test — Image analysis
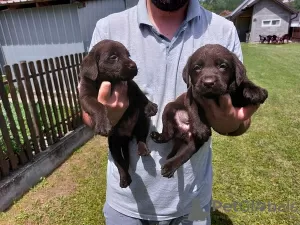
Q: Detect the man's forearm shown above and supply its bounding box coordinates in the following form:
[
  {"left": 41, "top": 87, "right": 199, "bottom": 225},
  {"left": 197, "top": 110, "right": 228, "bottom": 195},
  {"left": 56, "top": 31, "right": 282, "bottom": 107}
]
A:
[{"left": 227, "top": 118, "right": 251, "bottom": 136}]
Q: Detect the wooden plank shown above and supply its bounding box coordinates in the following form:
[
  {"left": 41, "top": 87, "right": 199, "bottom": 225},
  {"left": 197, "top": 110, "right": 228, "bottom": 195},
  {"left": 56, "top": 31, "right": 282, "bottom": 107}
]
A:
[
  {"left": 36, "top": 60, "right": 58, "bottom": 143},
  {"left": 0, "top": 146, "right": 9, "bottom": 177},
  {"left": 59, "top": 56, "right": 76, "bottom": 130},
  {"left": 28, "top": 62, "right": 52, "bottom": 146},
  {"left": 21, "top": 62, "right": 46, "bottom": 152},
  {"left": 70, "top": 54, "right": 80, "bottom": 95},
  {"left": 54, "top": 57, "right": 72, "bottom": 132},
  {"left": 0, "top": 103, "right": 18, "bottom": 170},
  {"left": 43, "top": 59, "right": 63, "bottom": 138},
  {"left": 70, "top": 54, "right": 82, "bottom": 126},
  {"left": 78, "top": 53, "right": 83, "bottom": 64},
  {"left": 74, "top": 54, "right": 80, "bottom": 78},
  {"left": 75, "top": 53, "right": 83, "bottom": 126},
  {"left": 65, "top": 55, "right": 79, "bottom": 128},
  {"left": 13, "top": 64, "right": 40, "bottom": 154},
  {"left": 4, "top": 65, "right": 33, "bottom": 160},
  {"left": 0, "top": 73, "right": 28, "bottom": 164},
  {"left": 49, "top": 58, "right": 67, "bottom": 135}
]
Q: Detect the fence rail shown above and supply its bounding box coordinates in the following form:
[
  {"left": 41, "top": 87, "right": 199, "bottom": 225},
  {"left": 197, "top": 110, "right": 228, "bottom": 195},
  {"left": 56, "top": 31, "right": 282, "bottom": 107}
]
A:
[{"left": 0, "top": 52, "right": 87, "bottom": 180}]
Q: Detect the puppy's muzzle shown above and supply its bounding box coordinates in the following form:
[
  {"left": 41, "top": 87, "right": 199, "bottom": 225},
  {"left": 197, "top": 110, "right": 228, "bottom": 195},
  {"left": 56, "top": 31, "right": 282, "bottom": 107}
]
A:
[
  {"left": 196, "top": 76, "right": 226, "bottom": 97},
  {"left": 122, "top": 62, "right": 138, "bottom": 80},
  {"left": 202, "top": 77, "right": 217, "bottom": 88}
]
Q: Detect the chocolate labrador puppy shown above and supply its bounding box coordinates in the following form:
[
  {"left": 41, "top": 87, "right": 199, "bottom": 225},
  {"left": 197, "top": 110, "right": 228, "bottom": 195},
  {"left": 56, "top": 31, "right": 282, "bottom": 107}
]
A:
[
  {"left": 151, "top": 44, "right": 268, "bottom": 178},
  {"left": 79, "top": 40, "right": 158, "bottom": 188}
]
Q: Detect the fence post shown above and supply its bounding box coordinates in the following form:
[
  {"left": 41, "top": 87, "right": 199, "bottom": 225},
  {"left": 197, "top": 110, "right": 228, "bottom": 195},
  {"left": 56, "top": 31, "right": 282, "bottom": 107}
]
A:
[
  {"left": 13, "top": 64, "right": 40, "bottom": 154},
  {"left": 0, "top": 72, "right": 28, "bottom": 164},
  {"left": 4, "top": 65, "right": 33, "bottom": 160}
]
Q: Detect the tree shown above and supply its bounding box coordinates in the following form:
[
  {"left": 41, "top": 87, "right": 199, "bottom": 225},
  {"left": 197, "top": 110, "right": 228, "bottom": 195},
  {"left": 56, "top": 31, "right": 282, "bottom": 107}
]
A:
[
  {"left": 199, "top": 0, "right": 244, "bottom": 14},
  {"left": 283, "top": 0, "right": 300, "bottom": 11},
  {"left": 292, "top": 0, "right": 300, "bottom": 10}
]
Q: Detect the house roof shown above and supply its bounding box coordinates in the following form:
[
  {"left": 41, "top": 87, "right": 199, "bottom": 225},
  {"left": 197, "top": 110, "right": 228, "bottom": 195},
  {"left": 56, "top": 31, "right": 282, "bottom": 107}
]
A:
[
  {"left": 0, "top": 0, "right": 54, "bottom": 5},
  {"left": 226, "top": 0, "right": 298, "bottom": 19},
  {"left": 0, "top": 0, "right": 87, "bottom": 6}
]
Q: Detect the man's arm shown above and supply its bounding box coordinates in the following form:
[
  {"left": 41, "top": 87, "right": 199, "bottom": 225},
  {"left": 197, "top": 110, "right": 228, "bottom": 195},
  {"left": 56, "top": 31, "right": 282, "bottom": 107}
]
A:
[{"left": 227, "top": 117, "right": 252, "bottom": 136}]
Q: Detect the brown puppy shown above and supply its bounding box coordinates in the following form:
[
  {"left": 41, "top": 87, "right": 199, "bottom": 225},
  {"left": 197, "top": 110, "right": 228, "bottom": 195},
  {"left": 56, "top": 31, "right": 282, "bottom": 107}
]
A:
[
  {"left": 79, "top": 40, "right": 158, "bottom": 188},
  {"left": 151, "top": 44, "right": 268, "bottom": 178}
]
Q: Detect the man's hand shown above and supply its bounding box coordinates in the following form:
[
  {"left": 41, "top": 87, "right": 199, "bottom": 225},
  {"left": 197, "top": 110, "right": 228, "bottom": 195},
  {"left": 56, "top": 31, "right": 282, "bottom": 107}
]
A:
[
  {"left": 97, "top": 81, "right": 129, "bottom": 126},
  {"left": 199, "top": 94, "right": 260, "bottom": 136},
  {"left": 81, "top": 81, "right": 129, "bottom": 127}
]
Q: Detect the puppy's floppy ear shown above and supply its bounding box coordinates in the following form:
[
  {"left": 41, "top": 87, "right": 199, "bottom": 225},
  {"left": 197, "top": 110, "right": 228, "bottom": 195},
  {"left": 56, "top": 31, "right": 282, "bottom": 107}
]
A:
[
  {"left": 232, "top": 53, "right": 247, "bottom": 86},
  {"left": 79, "top": 51, "right": 98, "bottom": 81},
  {"left": 182, "top": 56, "right": 191, "bottom": 88}
]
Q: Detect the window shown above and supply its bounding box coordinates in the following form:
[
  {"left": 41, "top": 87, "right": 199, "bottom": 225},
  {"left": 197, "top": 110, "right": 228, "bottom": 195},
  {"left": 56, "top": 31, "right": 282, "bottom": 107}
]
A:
[{"left": 262, "top": 19, "right": 281, "bottom": 27}]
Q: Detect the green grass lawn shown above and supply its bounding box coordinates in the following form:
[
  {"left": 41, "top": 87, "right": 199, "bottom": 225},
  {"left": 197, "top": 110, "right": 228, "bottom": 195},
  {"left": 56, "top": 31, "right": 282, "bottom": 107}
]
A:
[{"left": 0, "top": 43, "right": 299, "bottom": 225}]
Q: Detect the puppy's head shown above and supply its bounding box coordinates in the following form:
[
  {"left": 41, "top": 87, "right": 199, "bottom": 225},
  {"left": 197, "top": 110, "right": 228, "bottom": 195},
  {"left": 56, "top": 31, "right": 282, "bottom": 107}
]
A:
[
  {"left": 183, "top": 44, "right": 246, "bottom": 99},
  {"left": 79, "top": 40, "right": 137, "bottom": 82}
]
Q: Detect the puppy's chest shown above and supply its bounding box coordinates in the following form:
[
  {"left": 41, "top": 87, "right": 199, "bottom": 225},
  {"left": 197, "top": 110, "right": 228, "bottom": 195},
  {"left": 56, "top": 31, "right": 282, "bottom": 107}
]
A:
[{"left": 115, "top": 108, "right": 140, "bottom": 137}]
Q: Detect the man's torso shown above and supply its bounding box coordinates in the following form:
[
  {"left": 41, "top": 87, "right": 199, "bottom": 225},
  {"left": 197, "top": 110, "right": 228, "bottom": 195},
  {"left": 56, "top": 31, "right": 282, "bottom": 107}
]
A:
[{"left": 89, "top": 0, "right": 242, "bottom": 220}]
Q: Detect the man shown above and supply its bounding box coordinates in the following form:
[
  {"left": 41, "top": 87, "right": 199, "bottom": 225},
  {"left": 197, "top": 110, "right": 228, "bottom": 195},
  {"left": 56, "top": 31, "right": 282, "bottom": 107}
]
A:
[{"left": 81, "top": 0, "right": 259, "bottom": 224}]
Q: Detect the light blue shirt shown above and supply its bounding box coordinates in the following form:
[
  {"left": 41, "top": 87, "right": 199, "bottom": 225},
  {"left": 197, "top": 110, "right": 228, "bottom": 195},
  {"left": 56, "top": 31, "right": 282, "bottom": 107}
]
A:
[{"left": 89, "top": 0, "right": 242, "bottom": 221}]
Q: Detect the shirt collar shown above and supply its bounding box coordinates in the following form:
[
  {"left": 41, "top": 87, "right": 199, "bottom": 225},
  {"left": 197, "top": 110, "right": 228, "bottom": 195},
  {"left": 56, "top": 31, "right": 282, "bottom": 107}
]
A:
[{"left": 137, "top": 0, "right": 202, "bottom": 27}]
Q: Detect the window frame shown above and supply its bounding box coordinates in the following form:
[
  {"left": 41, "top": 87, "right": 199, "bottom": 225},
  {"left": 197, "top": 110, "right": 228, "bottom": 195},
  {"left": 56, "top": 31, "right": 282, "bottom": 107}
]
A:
[{"left": 261, "top": 19, "right": 281, "bottom": 27}]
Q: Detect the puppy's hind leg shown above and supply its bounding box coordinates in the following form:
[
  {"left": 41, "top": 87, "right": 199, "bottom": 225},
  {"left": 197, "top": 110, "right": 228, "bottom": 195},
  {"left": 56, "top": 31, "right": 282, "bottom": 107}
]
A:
[
  {"left": 134, "top": 114, "right": 151, "bottom": 156},
  {"left": 161, "top": 141, "right": 199, "bottom": 178},
  {"left": 166, "top": 139, "right": 182, "bottom": 160},
  {"left": 108, "top": 135, "right": 132, "bottom": 188}
]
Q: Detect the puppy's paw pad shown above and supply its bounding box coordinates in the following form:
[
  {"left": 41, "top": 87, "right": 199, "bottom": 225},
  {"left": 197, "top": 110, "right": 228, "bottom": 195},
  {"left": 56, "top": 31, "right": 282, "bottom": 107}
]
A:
[
  {"left": 119, "top": 176, "right": 132, "bottom": 188},
  {"left": 150, "top": 131, "right": 159, "bottom": 139},
  {"left": 144, "top": 102, "right": 158, "bottom": 117},
  {"left": 161, "top": 165, "right": 175, "bottom": 178},
  {"left": 150, "top": 131, "right": 163, "bottom": 143}
]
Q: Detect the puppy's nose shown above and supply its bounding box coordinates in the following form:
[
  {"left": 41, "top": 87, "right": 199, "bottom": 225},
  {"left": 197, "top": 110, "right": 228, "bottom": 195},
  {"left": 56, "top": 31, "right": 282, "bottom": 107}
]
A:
[
  {"left": 128, "top": 63, "right": 137, "bottom": 70},
  {"left": 203, "top": 78, "right": 216, "bottom": 88}
]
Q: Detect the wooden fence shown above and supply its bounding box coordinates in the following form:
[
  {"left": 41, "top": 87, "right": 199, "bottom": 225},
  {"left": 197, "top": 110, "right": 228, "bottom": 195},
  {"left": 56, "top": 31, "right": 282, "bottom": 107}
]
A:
[{"left": 0, "top": 52, "right": 87, "bottom": 180}]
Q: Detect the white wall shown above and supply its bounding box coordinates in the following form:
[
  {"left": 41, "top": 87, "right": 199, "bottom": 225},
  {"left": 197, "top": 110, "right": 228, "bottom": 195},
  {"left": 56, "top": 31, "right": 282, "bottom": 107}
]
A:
[{"left": 3, "top": 43, "right": 84, "bottom": 65}]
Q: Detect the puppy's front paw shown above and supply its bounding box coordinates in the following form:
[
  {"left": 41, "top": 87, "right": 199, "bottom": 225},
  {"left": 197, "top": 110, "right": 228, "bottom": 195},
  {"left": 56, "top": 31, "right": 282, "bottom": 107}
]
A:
[
  {"left": 150, "top": 131, "right": 167, "bottom": 143},
  {"left": 161, "top": 163, "right": 176, "bottom": 178},
  {"left": 243, "top": 86, "right": 268, "bottom": 105},
  {"left": 119, "top": 175, "right": 132, "bottom": 188},
  {"left": 144, "top": 102, "right": 158, "bottom": 117},
  {"left": 94, "top": 118, "right": 112, "bottom": 137}
]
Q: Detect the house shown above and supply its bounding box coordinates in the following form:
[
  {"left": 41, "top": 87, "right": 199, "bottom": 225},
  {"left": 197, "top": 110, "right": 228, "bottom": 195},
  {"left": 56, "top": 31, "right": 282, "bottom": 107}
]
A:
[
  {"left": 226, "top": 0, "right": 298, "bottom": 42},
  {"left": 0, "top": 0, "right": 139, "bottom": 74},
  {"left": 290, "top": 13, "right": 300, "bottom": 40}
]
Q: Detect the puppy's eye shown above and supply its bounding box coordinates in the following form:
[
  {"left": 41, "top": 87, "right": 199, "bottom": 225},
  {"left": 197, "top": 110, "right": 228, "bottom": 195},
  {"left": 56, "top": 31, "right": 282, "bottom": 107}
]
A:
[
  {"left": 219, "top": 63, "right": 228, "bottom": 70},
  {"left": 109, "top": 55, "right": 118, "bottom": 60},
  {"left": 193, "top": 65, "right": 202, "bottom": 71}
]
